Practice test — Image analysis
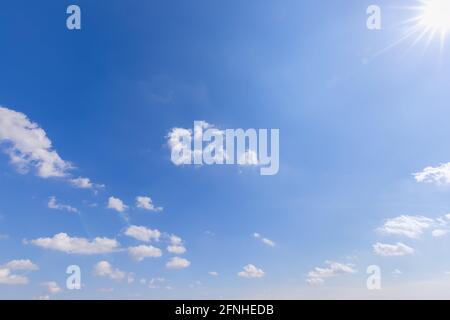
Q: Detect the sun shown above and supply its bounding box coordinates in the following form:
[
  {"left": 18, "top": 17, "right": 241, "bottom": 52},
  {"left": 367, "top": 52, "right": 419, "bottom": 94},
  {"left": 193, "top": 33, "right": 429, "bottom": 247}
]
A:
[
  {"left": 407, "top": 0, "right": 450, "bottom": 48},
  {"left": 418, "top": 0, "right": 450, "bottom": 34}
]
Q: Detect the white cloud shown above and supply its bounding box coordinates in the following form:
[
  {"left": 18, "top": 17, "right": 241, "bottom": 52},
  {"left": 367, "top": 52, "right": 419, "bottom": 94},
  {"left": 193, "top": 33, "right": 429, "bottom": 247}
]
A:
[
  {"left": 29, "top": 233, "right": 120, "bottom": 255},
  {"left": 166, "top": 257, "right": 190, "bottom": 269},
  {"left": 238, "top": 264, "right": 265, "bottom": 278},
  {"left": 209, "top": 271, "right": 219, "bottom": 277},
  {"left": 432, "top": 229, "right": 449, "bottom": 237},
  {"left": 414, "top": 163, "right": 450, "bottom": 185},
  {"left": 107, "top": 197, "right": 128, "bottom": 213},
  {"left": 167, "top": 234, "right": 186, "bottom": 254},
  {"left": 0, "top": 107, "right": 99, "bottom": 188},
  {"left": 70, "top": 177, "right": 104, "bottom": 190},
  {"left": 373, "top": 242, "right": 415, "bottom": 257},
  {"left": 393, "top": 269, "right": 403, "bottom": 275},
  {"left": 169, "top": 235, "right": 183, "bottom": 245},
  {"left": 128, "top": 245, "right": 162, "bottom": 262},
  {"left": 4, "top": 259, "right": 38, "bottom": 271},
  {"left": 0, "top": 107, "right": 71, "bottom": 178},
  {"left": 0, "top": 268, "right": 28, "bottom": 285},
  {"left": 253, "top": 233, "right": 275, "bottom": 247},
  {"left": 168, "top": 122, "right": 239, "bottom": 166},
  {"left": 70, "top": 177, "right": 93, "bottom": 189},
  {"left": 167, "top": 245, "right": 187, "bottom": 254},
  {"left": 93, "top": 261, "right": 126, "bottom": 281},
  {"left": 378, "top": 215, "right": 434, "bottom": 239},
  {"left": 306, "top": 261, "right": 356, "bottom": 285},
  {"left": 124, "top": 225, "right": 161, "bottom": 242},
  {"left": 136, "top": 196, "right": 163, "bottom": 212},
  {"left": 42, "top": 281, "right": 61, "bottom": 294},
  {"left": 48, "top": 196, "right": 78, "bottom": 213}
]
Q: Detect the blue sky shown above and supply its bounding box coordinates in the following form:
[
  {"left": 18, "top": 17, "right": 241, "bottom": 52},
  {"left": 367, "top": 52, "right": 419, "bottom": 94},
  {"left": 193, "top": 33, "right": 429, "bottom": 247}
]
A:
[{"left": 1, "top": 0, "right": 450, "bottom": 299}]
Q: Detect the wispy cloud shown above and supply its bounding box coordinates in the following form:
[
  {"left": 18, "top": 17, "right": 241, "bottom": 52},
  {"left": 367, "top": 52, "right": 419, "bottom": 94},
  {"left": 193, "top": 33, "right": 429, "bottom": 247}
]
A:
[
  {"left": 48, "top": 196, "right": 78, "bottom": 213},
  {"left": 253, "top": 232, "right": 275, "bottom": 247},
  {"left": 306, "top": 261, "right": 356, "bottom": 285},
  {"left": 373, "top": 242, "right": 415, "bottom": 257}
]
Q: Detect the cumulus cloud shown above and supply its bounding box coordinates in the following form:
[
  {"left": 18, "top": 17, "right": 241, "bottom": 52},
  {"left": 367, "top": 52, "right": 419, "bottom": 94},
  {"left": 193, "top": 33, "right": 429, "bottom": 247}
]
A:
[
  {"left": 169, "top": 235, "right": 183, "bottom": 245},
  {"left": 29, "top": 233, "right": 120, "bottom": 255},
  {"left": 306, "top": 261, "right": 356, "bottom": 285},
  {"left": 167, "top": 245, "right": 187, "bottom": 254},
  {"left": 128, "top": 245, "right": 162, "bottom": 262},
  {"left": 136, "top": 196, "right": 163, "bottom": 212},
  {"left": 414, "top": 163, "right": 450, "bottom": 185},
  {"left": 238, "top": 264, "right": 265, "bottom": 278},
  {"left": 93, "top": 261, "right": 126, "bottom": 281},
  {"left": 48, "top": 196, "right": 78, "bottom": 213},
  {"left": 166, "top": 257, "right": 190, "bottom": 269},
  {"left": 0, "top": 107, "right": 100, "bottom": 188},
  {"left": 0, "top": 107, "right": 71, "bottom": 178},
  {"left": 167, "top": 234, "right": 186, "bottom": 254},
  {"left": 253, "top": 233, "right": 275, "bottom": 247},
  {"left": 42, "top": 281, "right": 61, "bottom": 294},
  {"left": 107, "top": 197, "right": 128, "bottom": 213},
  {"left": 4, "top": 259, "right": 38, "bottom": 271},
  {"left": 378, "top": 215, "right": 434, "bottom": 239},
  {"left": 124, "top": 225, "right": 161, "bottom": 242},
  {"left": 373, "top": 242, "right": 415, "bottom": 257},
  {"left": 70, "top": 177, "right": 104, "bottom": 190},
  {"left": 0, "top": 268, "right": 28, "bottom": 285},
  {"left": 168, "top": 122, "right": 240, "bottom": 166}
]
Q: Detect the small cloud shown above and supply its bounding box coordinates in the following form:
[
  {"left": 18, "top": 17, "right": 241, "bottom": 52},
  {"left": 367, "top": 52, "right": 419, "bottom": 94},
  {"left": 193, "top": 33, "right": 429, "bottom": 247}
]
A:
[
  {"left": 253, "top": 233, "right": 275, "bottom": 247},
  {"left": 128, "top": 245, "right": 162, "bottom": 262},
  {"left": 373, "top": 242, "right": 414, "bottom": 257},
  {"left": 166, "top": 257, "right": 190, "bottom": 269},
  {"left": 4, "top": 259, "right": 38, "bottom": 271},
  {"left": 29, "top": 233, "right": 120, "bottom": 255},
  {"left": 377, "top": 215, "right": 434, "bottom": 239},
  {"left": 48, "top": 196, "right": 78, "bottom": 213},
  {"left": 208, "top": 271, "right": 219, "bottom": 277},
  {"left": 136, "top": 196, "right": 163, "bottom": 212},
  {"left": 0, "top": 268, "right": 28, "bottom": 285},
  {"left": 414, "top": 163, "right": 450, "bottom": 185},
  {"left": 432, "top": 229, "right": 449, "bottom": 237},
  {"left": 93, "top": 261, "right": 126, "bottom": 281},
  {"left": 238, "top": 264, "right": 265, "bottom": 278},
  {"left": 306, "top": 261, "right": 356, "bottom": 285},
  {"left": 107, "top": 197, "right": 128, "bottom": 213},
  {"left": 124, "top": 225, "right": 161, "bottom": 242},
  {"left": 393, "top": 269, "right": 403, "bottom": 275},
  {"left": 167, "top": 234, "right": 186, "bottom": 254},
  {"left": 70, "top": 177, "right": 105, "bottom": 191}
]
